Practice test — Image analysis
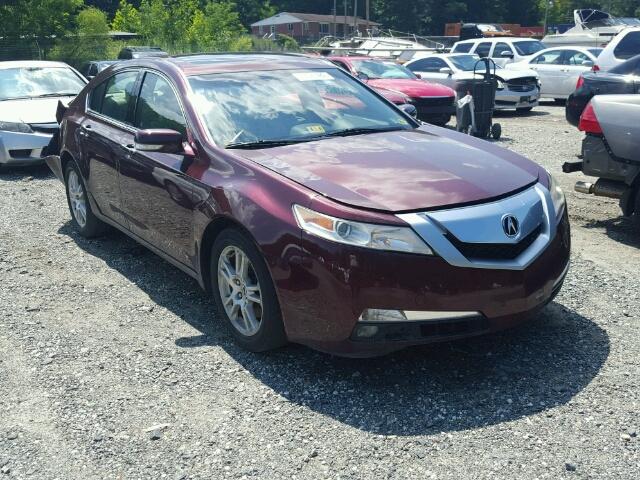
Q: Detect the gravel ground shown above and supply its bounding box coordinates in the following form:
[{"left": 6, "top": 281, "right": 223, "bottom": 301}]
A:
[{"left": 0, "top": 102, "right": 639, "bottom": 479}]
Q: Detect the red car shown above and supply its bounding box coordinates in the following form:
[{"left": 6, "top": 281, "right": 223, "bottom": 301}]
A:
[
  {"left": 47, "top": 54, "right": 570, "bottom": 357},
  {"left": 328, "top": 56, "right": 456, "bottom": 126}
]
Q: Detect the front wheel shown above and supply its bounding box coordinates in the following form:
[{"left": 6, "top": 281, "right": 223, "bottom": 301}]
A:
[
  {"left": 210, "top": 229, "right": 287, "bottom": 352},
  {"left": 64, "top": 161, "right": 109, "bottom": 237}
]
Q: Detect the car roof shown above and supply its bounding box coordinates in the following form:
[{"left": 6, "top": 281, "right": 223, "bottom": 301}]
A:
[
  {"left": 456, "top": 37, "right": 538, "bottom": 44},
  {"left": 0, "top": 60, "right": 73, "bottom": 70},
  {"left": 166, "top": 53, "right": 336, "bottom": 76}
]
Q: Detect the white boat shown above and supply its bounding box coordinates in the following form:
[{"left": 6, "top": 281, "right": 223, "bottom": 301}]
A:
[
  {"left": 543, "top": 9, "right": 639, "bottom": 48},
  {"left": 303, "top": 30, "right": 445, "bottom": 59}
]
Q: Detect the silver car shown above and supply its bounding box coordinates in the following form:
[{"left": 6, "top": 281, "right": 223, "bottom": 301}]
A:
[
  {"left": 0, "top": 61, "right": 86, "bottom": 168},
  {"left": 405, "top": 53, "right": 541, "bottom": 112},
  {"left": 564, "top": 94, "right": 640, "bottom": 226}
]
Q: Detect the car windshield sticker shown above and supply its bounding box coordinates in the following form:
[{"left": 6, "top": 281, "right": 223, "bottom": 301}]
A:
[
  {"left": 305, "top": 125, "right": 326, "bottom": 134},
  {"left": 293, "top": 72, "right": 334, "bottom": 82}
]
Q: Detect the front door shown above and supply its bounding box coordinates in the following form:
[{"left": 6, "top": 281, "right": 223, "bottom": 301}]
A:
[
  {"left": 118, "top": 71, "right": 196, "bottom": 267},
  {"left": 528, "top": 50, "right": 564, "bottom": 97}
]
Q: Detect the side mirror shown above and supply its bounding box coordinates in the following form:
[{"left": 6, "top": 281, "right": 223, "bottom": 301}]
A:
[
  {"left": 356, "top": 71, "right": 369, "bottom": 81},
  {"left": 399, "top": 103, "right": 417, "bottom": 118},
  {"left": 134, "top": 129, "right": 184, "bottom": 154},
  {"left": 582, "top": 60, "right": 594, "bottom": 67},
  {"left": 414, "top": 73, "right": 422, "bottom": 79},
  {"left": 439, "top": 67, "right": 453, "bottom": 75},
  {"left": 536, "top": 55, "right": 545, "bottom": 63},
  {"left": 500, "top": 51, "right": 514, "bottom": 58}
]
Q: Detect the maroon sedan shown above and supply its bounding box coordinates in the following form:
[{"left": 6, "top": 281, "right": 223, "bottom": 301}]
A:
[
  {"left": 47, "top": 53, "right": 570, "bottom": 357},
  {"left": 327, "top": 56, "right": 456, "bottom": 125}
]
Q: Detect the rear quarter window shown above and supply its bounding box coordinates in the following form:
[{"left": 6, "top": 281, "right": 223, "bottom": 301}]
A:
[
  {"left": 614, "top": 31, "right": 640, "bottom": 60},
  {"left": 452, "top": 43, "right": 473, "bottom": 53}
]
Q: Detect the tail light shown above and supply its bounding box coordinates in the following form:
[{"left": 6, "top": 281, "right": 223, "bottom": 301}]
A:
[
  {"left": 591, "top": 64, "right": 600, "bottom": 72},
  {"left": 578, "top": 102, "right": 602, "bottom": 134},
  {"left": 575, "top": 75, "right": 585, "bottom": 90}
]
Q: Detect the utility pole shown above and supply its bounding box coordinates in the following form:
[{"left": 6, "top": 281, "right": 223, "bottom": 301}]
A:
[
  {"left": 543, "top": 0, "right": 553, "bottom": 36},
  {"left": 344, "top": 0, "right": 348, "bottom": 39},
  {"left": 366, "top": 0, "right": 370, "bottom": 34},
  {"left": 333, "top": 0, "right": 337, "bottom": 37},
  {"left": 353, "top": 0, "right": 358, "bottom": 34}
]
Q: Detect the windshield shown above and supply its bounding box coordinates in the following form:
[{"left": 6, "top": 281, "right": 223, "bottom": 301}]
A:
[
  {"left": 350, "top": 60, "right": 417, "bottom": 79},
  {"left": 188, "top": 68, "right": 413, "bottom": 148},
  {"left": 513, "top": 41, "right": 545, "bottom": 56},
  {"left": 0, "top": 66, "right": 86, "bottom": 101},
  {"left": 448, "top": 54, "right": 502, "bottom": 71}
]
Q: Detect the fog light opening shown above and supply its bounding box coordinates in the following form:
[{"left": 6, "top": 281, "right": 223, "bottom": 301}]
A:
[{"left": 353, "top": 325, "right": 379, "bottom": 339}]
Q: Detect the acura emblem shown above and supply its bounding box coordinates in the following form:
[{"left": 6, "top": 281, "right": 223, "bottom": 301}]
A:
[{"left": 502, "top": 215, "right": 519, "bottom": 238}]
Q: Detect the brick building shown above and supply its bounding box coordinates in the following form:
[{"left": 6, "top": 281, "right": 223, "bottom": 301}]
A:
[{"left": 251, "top": 12, "right": 380, "bottom": 43}]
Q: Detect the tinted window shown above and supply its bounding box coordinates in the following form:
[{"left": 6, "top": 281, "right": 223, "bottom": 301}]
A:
[
  {"left": 134, "top": 73, "right": 186, "bottom": 136},
  {"left": 492, "top": 42, "right": 513, "bottom": 58},
  {"left": 614, "top": 31, "right": 640, "bottom": 60},
  {"left": 407, "top": 57, "right": 447, "bottom": 72},
  {"left": 452, "top": 43, "right": 473, "bottom": 53},
  {"left": 513, "top": 40, "right": 544, "bottom": 56},
  {"left": 475, "top": 42, "right": 492, "bottom": 58},
  {"left": 96, "top": 71, "right": 138, "bottom": 123},
  {"left": 533, "top": 50, "right": 563, "bottom": 64}
]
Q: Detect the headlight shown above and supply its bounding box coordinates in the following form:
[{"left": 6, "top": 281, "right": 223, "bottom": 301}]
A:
[
  {"left": 547, "top": 171, "right": 566, "bottom": 219},
  {"left": 292, "top": 205, "right": 433, "bottom": 255},
  {"left": 0, "top": 121, "right": 33, "bottom": 133},
  {"left": 496, "top": 80, "right": 505, "bottom": 90}
]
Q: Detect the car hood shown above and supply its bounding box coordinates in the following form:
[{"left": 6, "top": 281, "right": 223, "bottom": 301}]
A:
[
  {"left": 0, "top": 96, "right": 75, "bottom": 124},
  {"left": 372, "top": 87, "right": 409, "bottom": 104},
  {"left": 236, "top": 128, "right": 540, "bottom": 212},
  {"left": 366, "top": 78, "right": 454, "bottom": 98},
  {"left": 454, "top": 69, "right": 539, "bottom": 81}
]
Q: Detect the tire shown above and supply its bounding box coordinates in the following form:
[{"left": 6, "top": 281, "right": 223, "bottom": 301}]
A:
[
  {"left": 516, "top": 107, "right": 533, "bottom": 114},
  {"left": 491, "top": 123, "right": 502, "bottom": 140},
  {"left": 64, "top": 161, "right": 109, "bottom": 238},
  {"left": 210, "top": 228, "right": 287, "bottom": 352}
]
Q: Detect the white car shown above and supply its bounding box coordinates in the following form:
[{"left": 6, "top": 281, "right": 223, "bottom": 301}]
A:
[
  {"left": 596, "top": 27, "right": 640, "bottom": 71},
  {"left": 0, "top": 61, "right": 86, "bottom": 169},
  {"left": 451, "top": 37, "right": 546, "bottom": 67},
  {"left": 405, "top": 53, "right": 541, "bottom": 112},
  {"left": 505, "top": 47, "right": 602, "bottom": 101}
]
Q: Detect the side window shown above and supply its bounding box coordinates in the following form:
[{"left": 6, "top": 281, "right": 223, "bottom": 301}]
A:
[
  {"left": 533, "top": 50, "right": 563, "bottom": 64},
  {"left": 408, "top": 57, "right": 447, "bottom": 73},
  {"left": 474, "top": 42, "right": 492, "bottom": 58},
  {"left": 94, "top": 71, "right": 139, "bottom": 124},
  {"left": 492, "top": 42, "right": 513, "bottom": 58},
  {"left": 453, "top": 43, "right": 473, "bottom": 53},
  {"left": 614, "top": 31, "right": 640, "bottom": 60},
  {"left": 134, "top": 72, "right": 186, "bottom": 136},
  {"left": 564, "top": 51, "right": 590, "bottom": 65}
]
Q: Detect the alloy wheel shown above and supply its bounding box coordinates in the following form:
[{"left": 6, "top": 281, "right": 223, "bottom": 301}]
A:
[
  {"left": 68, "top": 170, "right": 87, "bottom": 228},
  {"left": 217, "top": 245, "right": 263, "bottom": 336}
]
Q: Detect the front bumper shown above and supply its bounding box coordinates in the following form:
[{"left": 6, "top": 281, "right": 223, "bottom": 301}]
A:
[
  {"left": 282, "top": 206, "right": 570, "bottom": 357},
  {"left": 494, "top": 86, "right": 540, "bottom": 110},
  {"left": 0, "top": 130, "right": 53, "bottom": 166}
]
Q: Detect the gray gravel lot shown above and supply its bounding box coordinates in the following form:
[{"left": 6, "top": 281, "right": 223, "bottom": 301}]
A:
[{"left": 0, "top": 102, "right": 639, "bottom": 479}]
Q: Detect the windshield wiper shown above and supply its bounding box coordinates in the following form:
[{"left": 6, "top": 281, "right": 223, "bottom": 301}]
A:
[
  {"left": 318, "top": 126, "right": 408, "bottom": 138},
  {"left": 225, "top": 138, "right": 310, "bottom": 149},
  {"left": 34, "top": 92, "right": 79, "bottom": 98}
]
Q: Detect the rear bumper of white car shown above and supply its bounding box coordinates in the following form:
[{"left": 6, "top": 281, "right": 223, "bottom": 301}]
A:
[
  {"left": 495, "top": 86, "right": 541, "bottom": 111},
  {"left": 0, "top": 130, "right": 54, "bottom": 166}
]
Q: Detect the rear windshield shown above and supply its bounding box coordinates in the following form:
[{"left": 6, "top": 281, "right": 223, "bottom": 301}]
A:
[{"left": 513, "top": 41, "right": 545, "bottom": 56}]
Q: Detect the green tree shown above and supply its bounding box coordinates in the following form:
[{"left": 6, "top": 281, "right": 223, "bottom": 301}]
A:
[
  {"left": 50, "top": 6, "right": 112, "bottom": 66},
  {"left": 188, "top": 1, "right": 246, "bottom": 51},
  {"left": 111, "top": 0, "right": 141, "bottom": 32}
]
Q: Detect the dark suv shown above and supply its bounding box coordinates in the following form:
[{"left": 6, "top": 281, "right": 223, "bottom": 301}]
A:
[{"left": 117, "top": 46, "right": 169, "bottom": 60}]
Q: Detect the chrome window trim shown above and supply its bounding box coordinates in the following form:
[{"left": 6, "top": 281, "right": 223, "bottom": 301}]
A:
[
  {"left": 85, "top": 68, "right": 191, "bottom": 136},
  {"left": 397, "top": 184, "right": 558, "bottom": 271}
]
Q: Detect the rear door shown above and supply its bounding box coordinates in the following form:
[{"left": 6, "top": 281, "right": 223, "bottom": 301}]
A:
[
  {"left": 560, "top": 50, "right": 594, "bottom": 97},
  {"left": 82, "top": 70, "right": 140, "bottom": 227},
  {"left": 527, "top": 50, "right": 564, "bottom": 97},
  {"left": 118, "top": 70, "right": 195, "bottom": 266}
]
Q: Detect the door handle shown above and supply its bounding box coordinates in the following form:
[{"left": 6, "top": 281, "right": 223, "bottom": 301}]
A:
[
  {"left": 79, "top": 124, "right": 92, "bottom": 137},
  {"left": 124, "top": 143, "right": 136, "bottom": 153}
]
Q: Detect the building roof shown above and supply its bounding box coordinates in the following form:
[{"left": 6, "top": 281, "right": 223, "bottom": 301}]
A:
[{"left": 251, "top": 12, "right": 380, "bottom": 27}]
